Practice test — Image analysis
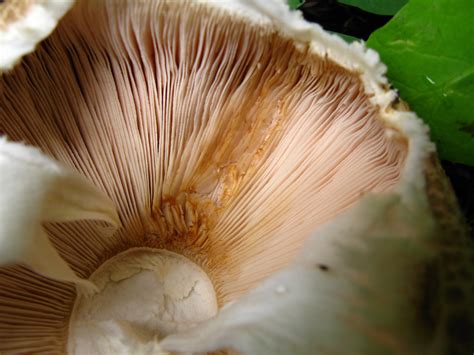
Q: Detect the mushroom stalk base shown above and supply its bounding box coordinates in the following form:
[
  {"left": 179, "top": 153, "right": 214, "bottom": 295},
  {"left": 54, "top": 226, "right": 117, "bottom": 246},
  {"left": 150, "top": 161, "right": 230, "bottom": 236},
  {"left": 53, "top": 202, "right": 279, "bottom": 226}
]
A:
[{"left": 67, "top": 248, "right": 218, "bottom": 354}]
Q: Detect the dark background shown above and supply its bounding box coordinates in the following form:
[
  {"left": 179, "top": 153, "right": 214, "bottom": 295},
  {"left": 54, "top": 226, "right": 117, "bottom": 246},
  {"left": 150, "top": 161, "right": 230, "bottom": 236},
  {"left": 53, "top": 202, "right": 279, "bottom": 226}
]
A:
[{"left": 299, "top": 0, "right": 473, "bottom": 238}]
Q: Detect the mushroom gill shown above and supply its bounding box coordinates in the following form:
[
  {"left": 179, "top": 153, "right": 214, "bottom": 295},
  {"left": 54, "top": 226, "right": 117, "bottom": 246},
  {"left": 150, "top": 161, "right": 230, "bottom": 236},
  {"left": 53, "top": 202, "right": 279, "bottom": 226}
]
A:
[{"left": 0, "top": 0, "right": 413, "bottom": 353}]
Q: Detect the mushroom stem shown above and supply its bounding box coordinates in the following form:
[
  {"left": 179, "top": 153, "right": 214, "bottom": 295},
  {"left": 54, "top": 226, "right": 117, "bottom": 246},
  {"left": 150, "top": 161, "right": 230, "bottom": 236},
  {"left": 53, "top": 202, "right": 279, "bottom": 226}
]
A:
[{"left": 68, "top": 248, "right": 218, "bottom": 354}]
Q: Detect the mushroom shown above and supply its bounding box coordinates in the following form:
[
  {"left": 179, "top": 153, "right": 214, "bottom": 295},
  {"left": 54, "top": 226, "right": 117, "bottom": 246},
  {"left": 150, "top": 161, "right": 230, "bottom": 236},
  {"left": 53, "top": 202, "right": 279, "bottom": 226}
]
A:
[
  {"left": 1, "top": 0, "right": 473, "bottom": 354},
  {"left": 0, "top": 0, "right": 74, "bottom": 70}
]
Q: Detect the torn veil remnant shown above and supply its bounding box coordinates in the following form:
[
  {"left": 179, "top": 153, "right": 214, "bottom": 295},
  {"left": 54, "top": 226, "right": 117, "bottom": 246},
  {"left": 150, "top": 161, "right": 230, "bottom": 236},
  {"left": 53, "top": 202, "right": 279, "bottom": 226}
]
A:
[
  {"left": 0, "top": 138, "right": 119, "bottom": 291},
  {"left": 0, "top": 0, "right": 473, "bottom": 354},
  {"left": 0, "top": 0, "right": 75, "bottom": 70}
]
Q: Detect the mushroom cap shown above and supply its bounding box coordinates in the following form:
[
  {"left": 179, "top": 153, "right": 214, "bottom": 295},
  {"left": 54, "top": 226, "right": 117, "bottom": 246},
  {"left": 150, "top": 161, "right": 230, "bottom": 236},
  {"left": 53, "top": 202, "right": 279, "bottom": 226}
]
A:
[{"left": 0, "top": 0, "right": 473, "bottom": 354}]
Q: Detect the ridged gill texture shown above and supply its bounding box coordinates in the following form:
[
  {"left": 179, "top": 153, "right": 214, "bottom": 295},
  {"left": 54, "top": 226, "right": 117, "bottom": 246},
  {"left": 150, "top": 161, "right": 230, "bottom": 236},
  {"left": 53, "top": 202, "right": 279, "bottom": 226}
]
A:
[{"left": 0, "top": 1, "right": 408, "bottom": 352}]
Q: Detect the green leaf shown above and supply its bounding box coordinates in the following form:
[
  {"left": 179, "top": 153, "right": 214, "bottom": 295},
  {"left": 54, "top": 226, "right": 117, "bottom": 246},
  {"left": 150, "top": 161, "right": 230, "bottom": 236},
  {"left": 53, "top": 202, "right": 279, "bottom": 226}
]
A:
[
  {"left": 338, "top": 0, "right": 408, "bottom": 15},
  {"left": 331, "top": 32, "right": 360, "bottom": 43},
  {"left": 367, "top": 0, "right": 474, "bottom": 165},
  {"left": 287, "top": 0, "right": 304, "bottom": 10}
]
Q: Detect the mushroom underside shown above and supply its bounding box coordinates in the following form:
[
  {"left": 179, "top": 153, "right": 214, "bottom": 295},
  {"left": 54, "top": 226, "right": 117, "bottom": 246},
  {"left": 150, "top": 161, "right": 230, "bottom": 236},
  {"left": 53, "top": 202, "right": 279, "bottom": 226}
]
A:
[{"left": 0, "top": 1, "right": 409, "bottom": 353}]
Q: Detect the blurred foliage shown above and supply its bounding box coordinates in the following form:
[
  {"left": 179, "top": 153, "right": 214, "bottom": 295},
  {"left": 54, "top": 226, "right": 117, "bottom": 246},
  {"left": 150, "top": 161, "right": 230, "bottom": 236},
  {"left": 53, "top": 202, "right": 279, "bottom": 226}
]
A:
[
  {"left": 288, "top": 0, "right": 304, "bottom": 10},
  {"left": 338, "top": 0, "right": 408, "bottom": 15},
  {"left": 368, "top": 0, "right": 474, "bottom": 165}
]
